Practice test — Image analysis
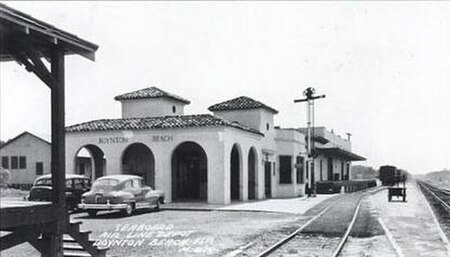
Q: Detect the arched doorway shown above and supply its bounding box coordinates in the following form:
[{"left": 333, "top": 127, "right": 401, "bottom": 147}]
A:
[
  {"left": 74, "top": 145, "right": 106, "bottom": 181},
  {"left": 171, "top": 142, "right": 207, "bottom": 201},
  {"left": 230, "top": 144, "right": 242, "bottom": 200},
  {"left": 248, "top": 147, "right": 258, "bottom": 200},
  {"left": 121, "top": 143, "right": 155, "bottom": 188}
]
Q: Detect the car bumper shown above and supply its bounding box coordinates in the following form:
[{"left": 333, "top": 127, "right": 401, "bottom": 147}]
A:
[{"left": 78, "top": 203, "right": 129, "bottom": 210}]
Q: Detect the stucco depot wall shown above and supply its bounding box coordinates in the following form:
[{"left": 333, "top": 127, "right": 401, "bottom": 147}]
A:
[
  {"left": 212, "top": 108, "right": 275, "bottom": 138},
  {"left": 66, "top": 126, "right": 265, "bottom": 204},
  {"left": 274, "top": 128, "right": 307, "bottom": 198},
  {"left": 313, "top": 155, "right": 329, "bottom": 181},
  {"left": 220, "top": 127, "right": 265, "bottom": 202},
  {"left": 310, "top": 127, "right": 351, "bottom": 151},
  {"left": 212, "top": 109, "right": 278, "bottom": 198},
  {"left": 313, "top": 155, "right": 349, "bottom": 182},
  {"left": 120, "top": 98, "right": 186, "bottom": 118},
  {"left": 0, "top": 133, "right": 51, "bottom": 185}
]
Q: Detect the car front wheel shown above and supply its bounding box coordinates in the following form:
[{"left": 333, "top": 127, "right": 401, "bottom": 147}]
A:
[{"left": 122, "top": 203, "right": 134, "bottom": 216}]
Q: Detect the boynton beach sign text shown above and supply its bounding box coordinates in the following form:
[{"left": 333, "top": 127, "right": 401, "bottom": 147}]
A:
[{"left": 98, "top": 135, "right": 174, "bottom": 145}]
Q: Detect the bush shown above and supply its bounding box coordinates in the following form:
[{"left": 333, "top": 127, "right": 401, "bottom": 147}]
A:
[{"left": 0, "top": 168, "right": 11, "bottom": 188}]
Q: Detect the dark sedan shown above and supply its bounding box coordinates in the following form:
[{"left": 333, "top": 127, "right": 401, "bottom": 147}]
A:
[
  {"left": 28, "top": 174, "right": 91, "bottom": 210},
  {"left": 78, "top": 175, "right": 164, "bottom": 217}
]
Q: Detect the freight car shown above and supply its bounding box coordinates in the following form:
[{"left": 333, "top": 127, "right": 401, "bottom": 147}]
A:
[{"left": 379, "top": 165, "right": 407, "bottom": 186}]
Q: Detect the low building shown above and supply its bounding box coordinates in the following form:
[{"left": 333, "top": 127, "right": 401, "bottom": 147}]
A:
[
  {"left": 65, "top": 87, "right": 363, "bottom": 204},
  {"left": 0, "top": 132, "right": 51, "bottom": 188},
  {"left": 298, "top": 127, "right": 366, "bottom": 188}
]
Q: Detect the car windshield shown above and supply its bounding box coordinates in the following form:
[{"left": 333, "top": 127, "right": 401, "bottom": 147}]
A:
[
  {"left": 35, "top": 178, "right": 52, "bottom": 186},
  {"left": 92, "top": 178, "right": 119, "bottom": 191}
]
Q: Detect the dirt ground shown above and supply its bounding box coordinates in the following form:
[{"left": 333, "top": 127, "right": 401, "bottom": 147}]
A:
[
  {"left": 1, "top": 209, "right": 299, "bottom": 257},
  {"left": 344, "top": 184, "right": 450, "bottom": 257}
]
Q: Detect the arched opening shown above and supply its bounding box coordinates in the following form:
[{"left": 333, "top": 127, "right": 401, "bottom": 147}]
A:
[
  {"left": 230, "top": 144, "right": 242, "bottom": 200},
  {"left": 171, "top": 142, "right": 207, "bottom": 201},
  {"left": 248, "top": 147, "right": 258, "bottom": 200},
  {"left": 121, "top": 143, "right": 155, "bottom": 188},
  {"left": 74, "top": 145, "right": 106, "bottom": 181}
]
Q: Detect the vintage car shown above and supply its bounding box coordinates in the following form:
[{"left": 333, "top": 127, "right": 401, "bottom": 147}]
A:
[
  {"left": 28, "top": 174, "right": 91, "bottom": 210},
  {"left": 78, "top": 175, "right": 164, "bottom": 217}
]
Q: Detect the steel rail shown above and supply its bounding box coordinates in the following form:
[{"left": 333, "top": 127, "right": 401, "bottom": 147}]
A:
[
  {"left": 257, "top": 187, "right": 383, "bottom": 257},
  {"left": 333, "top": 187, "right": 402, "bottom": 257},
  {"left": 256, "top": 195, "right": 340, "bottom": 257},
  {"left": 330, "top": 193, "right": 365, "bottom": 257},
  {"left": 418, "top": 181, "right": 450, "bottom": 213}
]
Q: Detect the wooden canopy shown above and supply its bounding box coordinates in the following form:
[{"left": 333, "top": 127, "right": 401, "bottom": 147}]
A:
[
  {"left": 315, "top": 147, "right": 366, "bottom": 161},
  {"left": 0, "top": 3, "right": 98, "bottom": 62},
  {"left": 0, "top": 3, "right": 98, "bottom": 256}
]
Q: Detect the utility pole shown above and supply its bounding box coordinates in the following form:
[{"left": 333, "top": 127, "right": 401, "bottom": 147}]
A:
[{"left": 294, "top": 87, "right": 325, "bottom": 197}]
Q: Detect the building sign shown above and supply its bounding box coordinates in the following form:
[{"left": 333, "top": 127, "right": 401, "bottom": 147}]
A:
[
  {"left": 99, "top": 137, "right": 129, "bottom": 144},
  {"left": 152, "top": 135, "right": 173, "bottom": 142}
]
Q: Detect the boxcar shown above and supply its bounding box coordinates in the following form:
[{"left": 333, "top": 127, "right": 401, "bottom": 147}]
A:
[{"left": 379, "top": 165, "right": 397, "bottom": 186}]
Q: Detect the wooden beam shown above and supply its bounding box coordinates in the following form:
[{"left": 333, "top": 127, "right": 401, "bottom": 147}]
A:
[
  {"left": 8, "top": 40, "right": 55, "bottom": 88},
  {"left": 10, "top": 51, "right": 54, "bottom": 88},
  {"left": 0, "top": 228, "right": 41, "bottom": 251},
  {"left": 40, "top": 48, "right": 66, "bottom": 257},
  {"left": 27, "top": 50, "right": 55, "bottom": 87},
  {"left": 50, "top": 48, "right": 66, "bottom": 222},
  {"left": 0, "top": 231, "right": 28, "bottom": 251},
  {"left": 0, "top": 201, "right": 55, "bottom": 230},
  {"left": 27, "top": 235, "right": 43, "bottom": 253}
]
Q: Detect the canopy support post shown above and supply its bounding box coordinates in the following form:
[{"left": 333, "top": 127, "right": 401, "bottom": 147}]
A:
[{"left": 41, "top": 48, "right": 66, "bottom": 257}]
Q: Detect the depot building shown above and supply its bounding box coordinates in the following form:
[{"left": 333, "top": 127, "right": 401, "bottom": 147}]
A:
[{"left": 65, "top": 87, "right": 363, "bottom": 204}]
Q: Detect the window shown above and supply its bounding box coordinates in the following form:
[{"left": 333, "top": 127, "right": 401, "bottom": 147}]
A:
[
  {"left": 124, "top": 180, "right": 133, "bottom": 189},
  {"left": 306, "top": 162, "right": 309, "bottom": 179},
  {"left": 35, "top": 178, "right": 52, "bottom": 186},
  {"left": 133, "top": 179, "right": 141, "bottom": 188},
  {"left": 1, "top": 157, "right": 8, "bottom": 169},
  {"left": 296, "top": 156, "right": 304, "bottom": 184},
  {"left": 73, "top": 179, "right": 84, "bottom": 189},
  {"left": 93, "top": 179, "right": 118, "bottom": 191},
  {"left": 19, "top": 156, "right": 26, "bottom": 169},
  {"left": 79, "top": 163, "right": 85, "bottom": 175},
  {"left": 172, "top": 106, "right": 176, "bottom": 113},
  {"left": 320, "top": 160, "right": 323, "bottom": 181},
  {"left": 66, "top": 179, "right": 73, "bottom": 188},
  {"left": 279, "top": 155, "right": 292, "bottom": 184},
  {"left": 36, "top": 162, "right": 43, "bottom": 175},
  {"left": 266, "top": 123, "right": 270, "bottom": 130},
  {"left": 11, "top": 156, "right": 18, "bottom": 169}
]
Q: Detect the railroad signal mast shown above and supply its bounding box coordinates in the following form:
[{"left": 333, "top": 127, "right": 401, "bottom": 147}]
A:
[{"left": 294, "top": 87, "right": 325, "bottom": 197}]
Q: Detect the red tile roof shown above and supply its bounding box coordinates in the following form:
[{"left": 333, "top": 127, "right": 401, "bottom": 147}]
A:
[
  {"left": 114, "top": 87, "right": 190, "bottom": 104},
  {"left": 208, "top": 96, "right": 278, "bottom": 114},
  {"left": 65, "top": 114, "right": 263, "bottom": 136}
]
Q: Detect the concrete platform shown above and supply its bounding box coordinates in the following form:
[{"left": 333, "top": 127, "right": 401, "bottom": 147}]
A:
[
  {"left": 369, "top": 181, "right": 450, "bottom": 257},
  {"left": 162, "top": 194, "right": 336, "bottom": 214}
]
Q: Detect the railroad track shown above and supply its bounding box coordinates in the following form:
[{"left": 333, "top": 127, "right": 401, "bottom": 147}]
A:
[
  {"left": 255, "top": 187, "right": 383, "bottom": 257},
  {"left": 417, "top": 180, "right": 450, "bottom": 241},
  {"left": 417, "top": 181, "right": 450, "bottom": 213}
]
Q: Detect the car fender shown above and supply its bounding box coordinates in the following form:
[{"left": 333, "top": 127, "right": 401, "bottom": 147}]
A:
[
  {"left": 145, "top": 191, "right": 159, "bottom": 198},
  {"left": 114, "top": 191, "right": 136, "bottom": 205}
]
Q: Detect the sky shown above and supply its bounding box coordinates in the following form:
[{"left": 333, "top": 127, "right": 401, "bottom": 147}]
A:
[{"left": 1, "top": 1, "right": 449, "bottom": 174}]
